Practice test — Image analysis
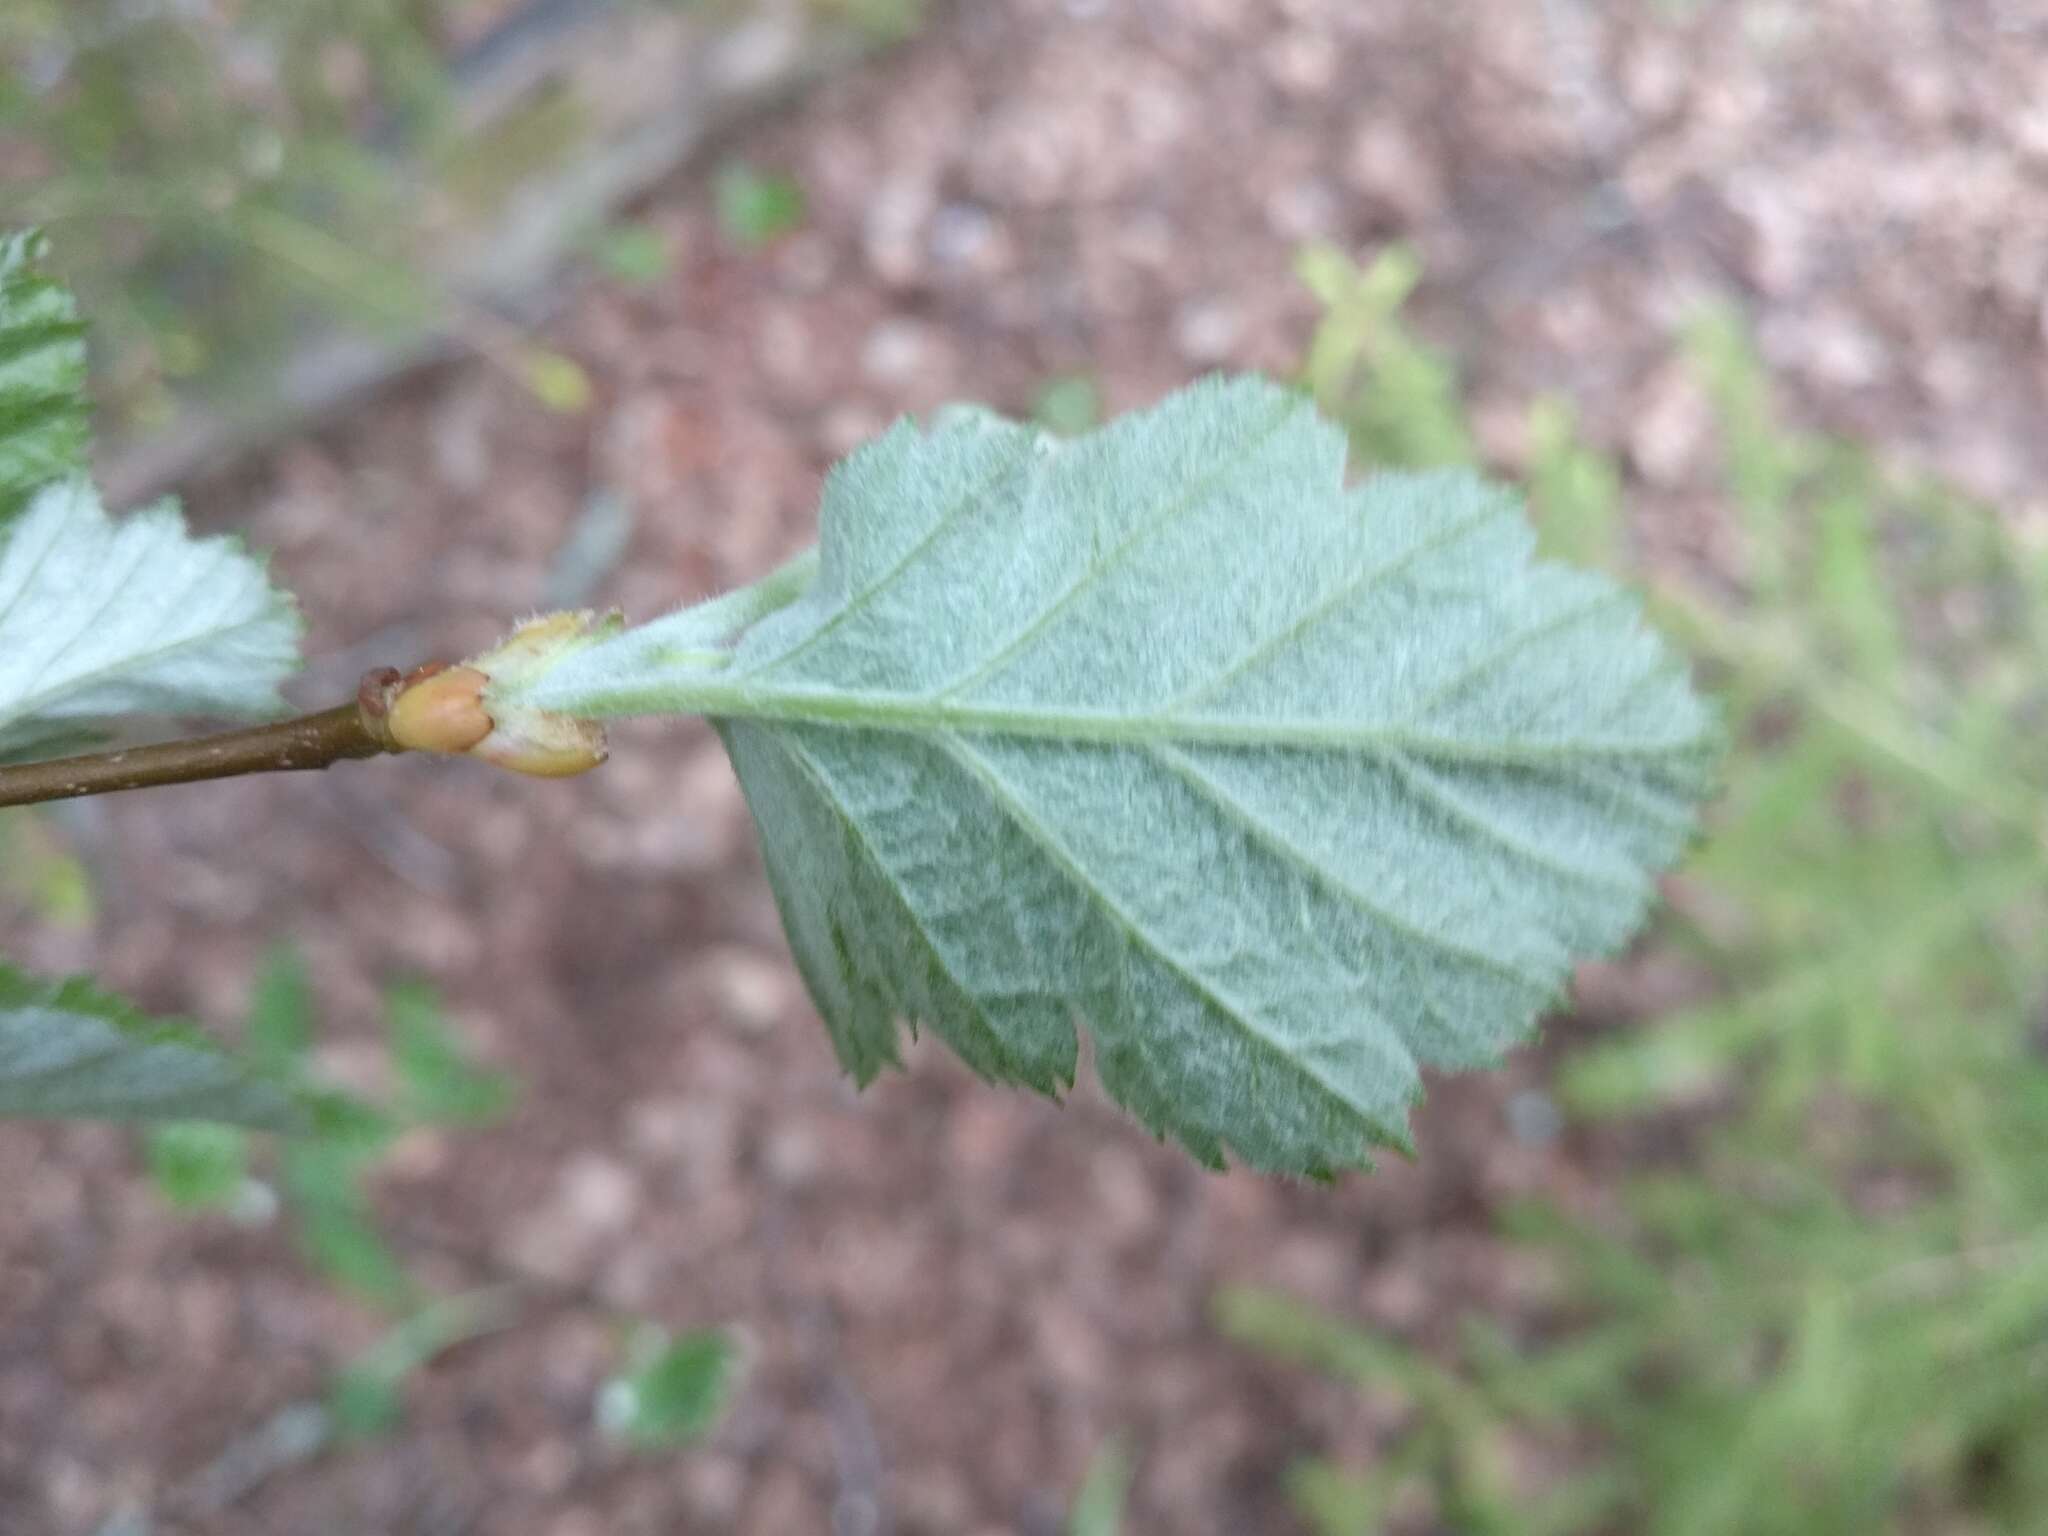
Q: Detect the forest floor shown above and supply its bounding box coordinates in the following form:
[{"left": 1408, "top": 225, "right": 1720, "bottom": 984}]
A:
[{"left": 5, "top": 1, "right": 2046, "bottom": 1532}]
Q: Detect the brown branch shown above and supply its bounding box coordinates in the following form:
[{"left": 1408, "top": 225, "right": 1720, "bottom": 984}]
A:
[{"left": 0, "top": 669, "right": 411, "bottom": 809}]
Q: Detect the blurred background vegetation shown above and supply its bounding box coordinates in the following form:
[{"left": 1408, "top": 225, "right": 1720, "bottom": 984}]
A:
[
  {"left": 5, "top": 0, "right": 485, "bottom": 434},
  {"left": 0, "top": 0, "right": 902, "bottom": 499},
  {"left": 6, "top": 2, "right": 2048, "bottom": 1533},
  {"left": 1217, "top": 248, "right": 2048, "bottom": 1536}
]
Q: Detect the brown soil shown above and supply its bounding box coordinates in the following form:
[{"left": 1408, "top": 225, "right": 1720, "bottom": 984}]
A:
[{"left": 5, "top": 1, "right": 2045, "bottom": 1532}]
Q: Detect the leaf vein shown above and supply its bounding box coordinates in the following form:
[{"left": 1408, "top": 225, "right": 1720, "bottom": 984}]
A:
[
  {"left": 930, "top": 393, "right": 1306, "bottom": 701},
  {"left": 1166, "top": 493, "right": 1506, "bottom": 712},
  {"left": 772, "top": 726, "right": 1040, "bottom": 1087},
  {"left": 936, "top": 732, "right": 1411, "bottom": 1146},
  {"left": 1150, "top": 742, "right": 1556, "bottom": 995},
  {"left": 742, "top": 446, "right": 1031, "bottom": 677}
]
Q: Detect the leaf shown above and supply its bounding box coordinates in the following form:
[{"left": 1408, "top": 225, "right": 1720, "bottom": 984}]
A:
[
  {"left": 246, "top": 943, "right": 315, "bottom": 1075},
  {"left": 1070, "top": 1436, "right": 1135, "bottom": 1536},
  {"left": 0, "top": 476, "right": 303, "bottom": 761},
  {"left": 590, "top": 222, "right": 674, "bottom": 285},
  {"left": 1286, "top": 1459, "right": 1390, "bottom": 1536},
  {"left": 601, "top": 1328, "right": 740, "bottom": 1448},
  {"left": 0, "top": 963, "right": 303, "bottom": 1128},
  {"left": 516, "top": 347, "right": 592, "bottom": 415},
  {"left": 1527, "top": 397, "right": 1621, "bottom": 571},
  {"left": 1298, "top": 244, "right": 1473, "bottom": 470},
  {"left": 146, "top": 1120, "right": 251, "bottom": 1209},
  {"left": 386, "top": 980, "right": 516, "bottom": 1126},
  {"left": 326, "top": 1287, "right": 519, "bottom": 1440},
  {"left": 0, "top": 807, "right": 96, "bottom": 925},
  {"left": 1034, "top": 375, "right": 1105, "bottom": 438},
  {"left": 0, "top": 232, "right": 302, "bottom": 762},
  {"left": 514, "top": 376, "right": 1717, "bottom": 1173},
  {"left": 714, "top": 163, "right": 806, "bottom": 248},
  {"left": 326, "top": 1367, "right": 405, "bottom": 1441},
  {"left": 283, "top": 1136, "right": 411, "bottom": 1308},
  {"left": 0, "top": 229, "right": 89, "bottom": 533}
]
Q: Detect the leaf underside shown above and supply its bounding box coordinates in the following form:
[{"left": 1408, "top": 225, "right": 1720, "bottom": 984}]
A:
[
  {"left": 0, "top": 478, "right": 306, "bottom": 761},
  {"left": 0, "top": 232, "right": 303, "bottom": 764},
  {"left": 523, "top": 376, "right": 1718, "bottom": 1174}
]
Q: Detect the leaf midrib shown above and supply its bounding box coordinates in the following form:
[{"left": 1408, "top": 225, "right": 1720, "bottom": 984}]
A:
[{"left": 549, "top": 676, "right": 1711, "bottom": 764}]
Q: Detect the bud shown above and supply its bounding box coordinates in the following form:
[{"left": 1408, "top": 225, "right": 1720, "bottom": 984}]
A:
[
  {"left": 381, "top": 612, "right": 618, "bottom": 779},
  {"left": 469, "top": 710, "right": 609, "bottom": 778},
  {"left": 384, "top": 664, "right": 493, "bottom": 756}
]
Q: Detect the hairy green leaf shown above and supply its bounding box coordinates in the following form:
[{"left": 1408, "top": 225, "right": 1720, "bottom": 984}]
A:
[
  {"left": 513, "top": 376, "right": 1716, "bottom": 1173},
  {"left": 0, "top": 476, "right": 303, "bottom": 761},
  {"left": 0, "top": 963, "right": 302, "bottom": 1128},
  {"left": 0, "top": 230, "right": 88, "bottom": 533}
]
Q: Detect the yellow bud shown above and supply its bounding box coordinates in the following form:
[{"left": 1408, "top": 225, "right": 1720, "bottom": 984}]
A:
[
  {"left": 376, "top": 614, "right": 612, "bottom": 780},
  {"left": 385, "top": 665, "right": 493, "bottom": 756},
  {"left": 461, "top": 611, "right": 614, "bottom": 778},
  {"left": 470, "top": 715, "right": 609, "bottom": 778}
]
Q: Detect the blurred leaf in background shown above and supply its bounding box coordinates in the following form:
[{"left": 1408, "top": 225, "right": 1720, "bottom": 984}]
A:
[
  {"left": 284, "top": 1132, "right": 413, "bottom": 1310},
  {"left": 714, "top": 161, "right": 806, "bottom": 248},
  {"left": 598, "top": 1327, "right": 742, "bottom": 1449},
  {"left": 133, "top": 949, "right": 545, "bottom": 1452},
  {"left": 326, "top": 1286, "right": 519, "bottom": 1444},
  {"left": 1524, "top": 396, "right": 1622, "bottom": 572},
  {"left": 1068, "top": 1435, "right": 1135, "bottom": 1536},
  {"left": 588, "top": 220, "right": 674, "bottom": 285},
  {"left": 387, "top": 979, "right": 517, "bottom": 1126},
  {"left": 245, "top": 943, "right": 316, "bottom": 1075},
  {"left": 145, "top": 1120, "right": 251, "bottom": 1211},
  {"left": 1294, "top": 242, "right": 1472, "bottom": 470},
  {"left": 1228, "top": 247, "right": 2048, "bottom": 1536},
  {"left": 811, "top": 0, "right": 928, "bottom": 43},
  {"left": 1031, "top": 373, "right": 1105, "bottom": 438},
  {"left": 0, "top": 0, "right": 455, "bottom": 433},
  {"left": 149, "top": 950, "right": 519, "bottom": 1326},
  {"left": 0, "top": 809, "right": 94, "bottom": 926},
  {"left": 516, "top": 346, "right": 595, "bottom": 415}
]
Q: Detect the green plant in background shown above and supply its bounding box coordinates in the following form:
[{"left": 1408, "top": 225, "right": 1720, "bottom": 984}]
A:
[
  {"left": 1068, "top": 1436, "right": 1136, "bottom": 1536},
  {"left": 714, "top": 160, "right": 808, "bottom": 248},
  {"left": 597, "top": 1326, "right": 745, "bottom": 1449},
  {"left": 0, "top": 807, "right": 93, "bottom": 926},
  {"left": 588, "top": 219, "right": 677, "bottom": 285},
  {"left": 327, "top": 1286, "right": 524, "bottom": 1443},
  {"left": 143, "top": 944, "right": 503, "bottom": 1310},
  {"left": 133, "top": 943, "right": 515, "bottom": 1452},
  {"left": 137, "top": 944, "right": 739, "bottom": 1458},
  {"left": 1031, "top": 373, "right": 1105, "bottom": 438},
  {"left": 1227, "top": 248, "right": 2048, "bottom": 1535},
  {"left": 810, "top": 0, "right": 930, "bottom": 43},
  {"left": 0, "top": 0, "right": 456, "bottom": 429},
  {"left": 1297, "top": 244, "right": 1473, "bottom": 472},
  {"left": 1216, "top": 1286, "right": 1606, "bottom": 1536}
]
